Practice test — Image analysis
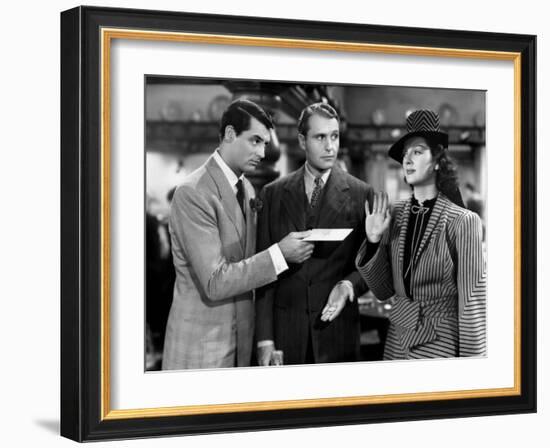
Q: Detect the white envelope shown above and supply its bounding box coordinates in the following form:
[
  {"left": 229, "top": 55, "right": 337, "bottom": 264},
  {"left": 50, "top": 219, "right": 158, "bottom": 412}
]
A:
[{"left": 302, "top": 228, "right": 353, "bottom": 241}]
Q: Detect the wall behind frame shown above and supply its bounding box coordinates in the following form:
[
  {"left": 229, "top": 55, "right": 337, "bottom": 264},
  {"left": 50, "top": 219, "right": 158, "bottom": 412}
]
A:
[{"left": 0, "top": 1, "right": 545, "bottom": 448}]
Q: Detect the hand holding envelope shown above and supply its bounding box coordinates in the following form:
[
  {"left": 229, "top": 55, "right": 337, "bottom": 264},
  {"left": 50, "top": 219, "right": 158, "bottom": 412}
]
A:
[
  {"left": 302, "top": 228, "right": 353, "bottom": 241},
  {"left": 282, "top": 228, "right": 355, "bottom": 322}
]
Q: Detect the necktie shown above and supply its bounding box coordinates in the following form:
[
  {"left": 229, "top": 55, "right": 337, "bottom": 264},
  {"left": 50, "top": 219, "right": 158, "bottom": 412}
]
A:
[
  {"left": 236, "top": 179, "right": 246, "bottom": 218},
  {"left": 310, "top": 176, "right": 324, "bottom": 208}
]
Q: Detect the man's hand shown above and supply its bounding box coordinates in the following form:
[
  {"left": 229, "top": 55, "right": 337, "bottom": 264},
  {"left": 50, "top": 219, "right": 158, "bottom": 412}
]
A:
[
  {"left": 320, "top": 280, "right": 355, "bottom": 322},
  {"left": 278, "top": 231, "right": 314, "bottom": 263},
  {"left": 257, "top": 341, "right": 275, "bottom": 366}
]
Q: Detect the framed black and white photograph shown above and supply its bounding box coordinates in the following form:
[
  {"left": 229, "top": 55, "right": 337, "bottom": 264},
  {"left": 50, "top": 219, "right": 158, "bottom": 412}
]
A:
[
  {"left": 144, "top": 77, "right": 488, "bottom": 372},
  {"left": 60, "top": 5, "right": 536, "bottom": 442}
]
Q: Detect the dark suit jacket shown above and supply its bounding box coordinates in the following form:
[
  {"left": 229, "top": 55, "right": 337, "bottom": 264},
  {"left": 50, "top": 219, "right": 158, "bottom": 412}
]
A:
[{"left": 256, "top": 165, "right": 374, "bottom": 364}]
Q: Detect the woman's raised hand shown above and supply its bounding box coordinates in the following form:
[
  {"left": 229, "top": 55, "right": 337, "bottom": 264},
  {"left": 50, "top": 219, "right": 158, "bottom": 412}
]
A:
[{"left": 365, "top": 192, "right": 392, "bottom": 243}]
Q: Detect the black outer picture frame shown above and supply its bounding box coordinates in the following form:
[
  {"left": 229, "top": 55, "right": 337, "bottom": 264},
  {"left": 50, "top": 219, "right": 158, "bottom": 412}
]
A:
[{"left": 60, "top": 5, "right": 537, "bottom": 442}]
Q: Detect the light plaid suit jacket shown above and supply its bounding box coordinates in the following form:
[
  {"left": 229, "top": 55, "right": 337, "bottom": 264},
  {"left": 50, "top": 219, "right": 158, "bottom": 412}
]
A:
[{"left": 162, "top": 155, "right": 277, "bottom": 370}]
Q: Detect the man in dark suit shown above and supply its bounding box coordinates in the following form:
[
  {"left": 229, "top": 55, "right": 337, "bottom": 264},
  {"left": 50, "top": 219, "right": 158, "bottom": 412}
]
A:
[{"left": 256, "top": 103, "right": 374, "bottom": 365}]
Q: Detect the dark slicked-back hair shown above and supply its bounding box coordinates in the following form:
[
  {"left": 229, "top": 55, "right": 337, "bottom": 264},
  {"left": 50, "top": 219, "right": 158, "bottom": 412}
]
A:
[
  {"left": 218, "top": 99, "right": 274, "bottom": 141},
  {"left": 297, "top": 102, "right": 339, "bottom": 137}
]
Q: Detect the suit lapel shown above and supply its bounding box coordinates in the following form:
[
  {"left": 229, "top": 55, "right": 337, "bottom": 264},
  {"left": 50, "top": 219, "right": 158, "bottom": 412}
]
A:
[
  {"left": 282, "top": 167, "right": 307, "bottom": 231},
  {"left": 205, "top": 156, "right": 246, "bottom": 249},
  {"left": 316, "top": 166, "right": 350, "bottom": 229}
]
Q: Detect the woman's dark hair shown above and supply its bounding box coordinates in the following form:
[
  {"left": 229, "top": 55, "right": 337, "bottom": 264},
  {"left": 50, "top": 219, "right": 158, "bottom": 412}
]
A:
[
  {"left": 429, "top": 139, "right": 465, "bottom": 207},
  {"left": 405, "top": 136, "right": 465, "bottom": 207},
  {"left": 428, "top": 141, "right": 458, "bottom": 193},
  {"left": 218, "top": 99, "right": 274, "bottom": 141}
]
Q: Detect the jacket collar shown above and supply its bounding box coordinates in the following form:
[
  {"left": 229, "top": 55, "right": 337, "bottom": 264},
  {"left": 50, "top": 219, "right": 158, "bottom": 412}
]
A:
[
  {"left": 205, "top": 155, "right": 246, "bottom": 245},
  {"left": 282, "top": 164, "right": 350, "bottom": 230},
  {"left": 397, "top": 192, "right": 450, "bottom": 277}
]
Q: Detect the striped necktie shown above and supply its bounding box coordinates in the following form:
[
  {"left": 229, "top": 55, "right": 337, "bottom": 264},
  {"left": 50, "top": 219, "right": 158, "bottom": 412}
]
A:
[{"left": 310, "top": 176, "right": 324, "bottom": 208}]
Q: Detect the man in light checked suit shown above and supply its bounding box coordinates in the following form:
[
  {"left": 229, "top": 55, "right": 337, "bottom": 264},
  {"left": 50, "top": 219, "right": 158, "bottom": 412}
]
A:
[{"left": 162, "top": 99, "right": 313, "bottom": 370}]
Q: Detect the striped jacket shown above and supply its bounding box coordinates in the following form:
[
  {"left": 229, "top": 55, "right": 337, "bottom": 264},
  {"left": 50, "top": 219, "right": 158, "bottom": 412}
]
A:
[{"left": 356, "top": 193, "right": 486, "bottom": 359}]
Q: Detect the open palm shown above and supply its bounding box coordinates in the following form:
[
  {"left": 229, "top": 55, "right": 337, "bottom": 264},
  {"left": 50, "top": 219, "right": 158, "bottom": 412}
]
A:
[{"left": 365, "top": 192, "right": 392, "bottom": 243}]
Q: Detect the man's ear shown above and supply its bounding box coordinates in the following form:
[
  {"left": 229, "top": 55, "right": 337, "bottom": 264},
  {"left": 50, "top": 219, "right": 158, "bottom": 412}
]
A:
[
  {"left": 224, "top": 125, "right": 236, "bottom": 143},
  {"left": 298, "top": 133, "right": 306, "bottom": 151}
]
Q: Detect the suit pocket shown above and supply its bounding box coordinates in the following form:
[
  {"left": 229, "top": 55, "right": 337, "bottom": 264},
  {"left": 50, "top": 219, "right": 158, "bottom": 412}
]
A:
[{"left": 200, "top": 321, "right": 235, "bottom": 365}]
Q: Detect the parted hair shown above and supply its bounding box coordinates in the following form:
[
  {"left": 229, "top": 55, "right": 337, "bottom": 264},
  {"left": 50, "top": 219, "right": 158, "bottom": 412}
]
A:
[
  {"left": 297, "top": 102, "right": 339, "bottom": 137},
  {"left": 218, "top": 99, "right": 274, "bottom": 141}
]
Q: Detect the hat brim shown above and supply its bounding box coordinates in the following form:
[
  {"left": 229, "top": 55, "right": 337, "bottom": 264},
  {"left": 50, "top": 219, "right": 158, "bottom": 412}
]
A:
[{"left": 388, "top": 130, "right": 448, "bottom": 163}]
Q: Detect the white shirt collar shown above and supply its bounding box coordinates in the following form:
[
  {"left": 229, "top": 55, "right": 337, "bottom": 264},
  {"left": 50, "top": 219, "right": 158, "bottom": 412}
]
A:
[
  {"left": 304, "top": 161, "right": 331, "bottom": 185},
  {"left": 213, "top": 150, "right": 244, "bottom": 193}
]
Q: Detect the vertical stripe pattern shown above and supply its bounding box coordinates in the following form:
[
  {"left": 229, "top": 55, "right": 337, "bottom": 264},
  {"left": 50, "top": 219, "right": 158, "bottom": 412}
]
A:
[{"left": 356, "top": 194, "right": 486, "bottom": 359}]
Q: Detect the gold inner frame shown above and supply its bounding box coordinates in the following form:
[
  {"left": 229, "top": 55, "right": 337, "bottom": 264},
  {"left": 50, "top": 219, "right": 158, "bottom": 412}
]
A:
[{"left": 100, "top": 28, "right": 522, "bottom": 420}]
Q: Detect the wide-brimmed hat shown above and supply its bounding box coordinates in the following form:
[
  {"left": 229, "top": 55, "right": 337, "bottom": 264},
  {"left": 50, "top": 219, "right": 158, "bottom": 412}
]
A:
[{"left": 388, "top": 110, "right": 448, "bottom": 163}]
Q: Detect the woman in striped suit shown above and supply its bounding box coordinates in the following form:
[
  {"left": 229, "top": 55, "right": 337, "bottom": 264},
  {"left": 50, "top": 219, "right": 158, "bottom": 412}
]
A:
[{"left": 356, "top": 110, "right": 486, "bottom": 359}]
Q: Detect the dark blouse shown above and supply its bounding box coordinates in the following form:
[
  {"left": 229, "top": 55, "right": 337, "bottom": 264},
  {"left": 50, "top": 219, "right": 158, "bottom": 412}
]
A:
[{"left": 362, "top": 195, "right": 437, "bottom": 299}]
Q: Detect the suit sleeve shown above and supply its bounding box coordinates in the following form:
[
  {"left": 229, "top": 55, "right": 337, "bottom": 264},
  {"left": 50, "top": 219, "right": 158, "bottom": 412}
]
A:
[
  {"left": 343, "top": 185, "right": 374, "bottom": 295},
  {"left": 170, "top": 185, "right": 277, "bottom": 301},
  {"left": 456, "top": 212, "right": 487, "bottom": 357},
  {"left": 355, "top": 200, "right": 395, "bottom": 301},
  {"left": 255, "top": 186, "right": 276, "bottom": 342},
  {"left": 342, "top": 222, "right": 366, "bottom": 295}
]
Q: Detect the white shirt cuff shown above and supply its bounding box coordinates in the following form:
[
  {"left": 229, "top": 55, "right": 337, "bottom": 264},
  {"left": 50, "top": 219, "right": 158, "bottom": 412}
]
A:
[
  {"left": 268, "top": 243, "right": 288, "bottom": 275},
  {"left": 257, "top": 340, "right": 274, "bottom": 348},
  {"left": 338, "top": 280, "right": 355, "bottom": 301}
]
